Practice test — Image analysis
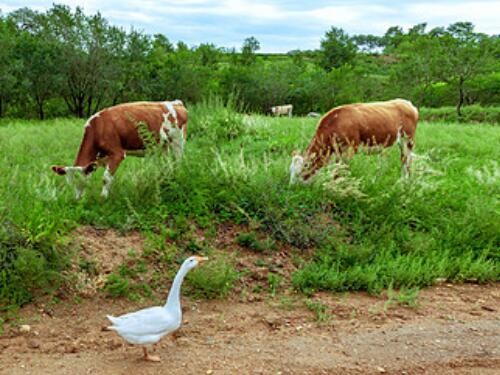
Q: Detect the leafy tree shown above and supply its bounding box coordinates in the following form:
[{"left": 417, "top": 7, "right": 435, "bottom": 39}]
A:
[
  {"left": 0, "top": 14, "right": 18, "bottom": 117},
  {"left": 319, "top": 27, "right": 357, "bottom": 70},
  {"left": 43, "top": 5, "right": 125, "bottom": 117},
  {"left": 352, "top": 34, "right": 383, "bottom": 52},
  {"left": 391, "top": 24, "right": 441, "bottom": 106},
  {"left": 241, "top": 36, "right": 260, "bottom": 65},
  {"left": 436, "top": 22, "right": 498, "bottom": 115},
  {"left": 15, "top": 33, "right": 64, "bottom": 119}
]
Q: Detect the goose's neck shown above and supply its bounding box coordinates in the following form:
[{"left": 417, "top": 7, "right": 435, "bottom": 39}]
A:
[{"left": 165, "top": 264, "right": 189, "bottom": 312}]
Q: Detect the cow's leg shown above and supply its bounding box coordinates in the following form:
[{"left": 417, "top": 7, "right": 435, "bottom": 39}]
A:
[{"left": 101, "top": 151, "right": 125, "bottom": 198}]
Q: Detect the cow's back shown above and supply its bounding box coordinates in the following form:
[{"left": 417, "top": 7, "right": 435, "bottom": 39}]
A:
[
  {"left": 89, "top": 101, "right": 187, "bottom": 150},
  {"left": 317, "top": 99, "right": 418, "bottom": 147}
]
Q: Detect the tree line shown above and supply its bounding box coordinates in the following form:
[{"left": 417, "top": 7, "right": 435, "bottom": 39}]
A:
[{"left": 0, "top": 4, "right": 498, "bottom": 119}]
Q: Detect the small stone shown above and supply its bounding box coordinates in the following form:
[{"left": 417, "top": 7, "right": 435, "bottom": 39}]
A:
[
  {"left": 206, "top": 370, "right": 213, "bottom": 375},
  {"left": 27, "top": 339, "right": 41, "bottom": 349},
  {"left": 65, "top": 344, "right": 78, "bottom": 353},
  {"left": 377, "top": 366, "right": 386, "bottom": 373},
  {"left": 481, "top": 305, "right": 496, "bottom": 312},
  {"left": 19, "top": 325, "right": 31, "bottom": 333}
]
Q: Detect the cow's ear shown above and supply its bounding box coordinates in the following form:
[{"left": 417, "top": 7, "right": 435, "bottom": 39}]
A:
[
  {"left": 52, "top": 166, "right": 67, "bottom": 176},
  {"left": 83, "top": 162, "right": 97, "bottom": 175}
]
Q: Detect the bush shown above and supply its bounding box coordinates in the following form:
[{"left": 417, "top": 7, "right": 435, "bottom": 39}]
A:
[
  {"left": 420, "top": 105, "right": 500, "bottom": 124},
  {"left": 188, "top": 95, "right": 247, "bottom": 143},
  {"left": 186, "top": 256, "right": 238, "bottom": 299}
]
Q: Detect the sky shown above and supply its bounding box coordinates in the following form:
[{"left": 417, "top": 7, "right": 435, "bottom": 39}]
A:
[{"left": 1, "top": 1, "right": 499, "bottom": 53}]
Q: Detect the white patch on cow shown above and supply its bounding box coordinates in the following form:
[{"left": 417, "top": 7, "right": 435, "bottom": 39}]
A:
[
  {"left": 101, "top": 167, "right": 113, "bottom": 198},
  {"left": 61, "top": 166, "right": 88, "bottom": 199},
  {"left": 289, "top": 154, "right": 305, "bottom": 184},
  {"left": 163, "top": 99, "right": 183, "bottom": 125},
  {"left": 397, "top": 128, "right": 413, "bottom": 178},
  {"left": 84, "top": 112, "right": 100, "bottom": 128},
  {"left": 159, "top": 124, "right": 168, "bottom": 144},
  {"left": 63, "top": 166, "right": 84, "bottom": 184},
  {"left": 161, "top": 112, "right": 185, "bottom": 158}
]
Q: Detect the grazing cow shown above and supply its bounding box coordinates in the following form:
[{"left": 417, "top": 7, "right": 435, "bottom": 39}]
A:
[
  {"left": 52, "top": 100, "right": 188, "bottom": 198},
  {"left": 290, "top": 99, "right": 418, "bottom": 184},
  {"left": 307, "top": 112, "right": 321, "bottom": 118},
  {"left": 271, "top": 104, "right": 293, "bottom": 117}
]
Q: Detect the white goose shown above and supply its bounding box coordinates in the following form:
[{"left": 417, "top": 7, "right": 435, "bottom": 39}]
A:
[{"left": 106, "top": 255, "right": 208, "bottom": 362}]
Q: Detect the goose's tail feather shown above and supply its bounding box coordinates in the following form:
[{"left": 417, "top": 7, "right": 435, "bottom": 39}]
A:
[{"left": 106, "top": 314, "right": 120, "bottom": 329}]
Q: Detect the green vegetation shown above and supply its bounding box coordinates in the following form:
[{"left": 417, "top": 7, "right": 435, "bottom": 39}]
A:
[
  {"left": 420, "top": 106, "right": 500, "bottom": 124},
  {"left": 0, "top": 6, "right": 498, "bottom": 119},
  {"left": 236, "top": 232, "right": 276, "bottom": 252},
  {"left": 384, "top": 285, "right": 420, "bottom": 313},
  {"left": 305, "top": 298, "right": 332, "bottom": 324},
  {"left": 186, "top": 256, "right": 238, "bottom": 299},
  {"left": 1, "top": 100, "right": 499, "bottom": 308}
]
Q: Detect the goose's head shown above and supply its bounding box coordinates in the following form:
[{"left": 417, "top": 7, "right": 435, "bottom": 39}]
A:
[{"left": 183, "top": 255, "right": 209, "bottom": 271}]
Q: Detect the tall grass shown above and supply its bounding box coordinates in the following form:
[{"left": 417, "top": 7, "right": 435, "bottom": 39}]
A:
[{"left": 0, "top": 105, "right": 499, "bottom": 307}]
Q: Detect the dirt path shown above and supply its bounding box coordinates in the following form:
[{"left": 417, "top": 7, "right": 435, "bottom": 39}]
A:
[{"left": 1, "top": 283, "right": 499, "bottom": 375}]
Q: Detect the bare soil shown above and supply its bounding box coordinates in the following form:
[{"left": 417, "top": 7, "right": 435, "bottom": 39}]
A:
[{"left": 1, "top": 228, "right": 499, "bottom": 375}]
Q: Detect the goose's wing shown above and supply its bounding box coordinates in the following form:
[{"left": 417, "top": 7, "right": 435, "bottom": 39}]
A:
[{"left": 107, "top": 306, "right": 179, "bottom": 336}]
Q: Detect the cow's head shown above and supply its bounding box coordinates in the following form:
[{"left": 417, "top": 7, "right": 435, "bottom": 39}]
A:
[
  {"left": 289, "top": 150, "right": 305, "bottom": 185},
  {"left": 51, "top": 163, "right": 97, "bottom": 199}
]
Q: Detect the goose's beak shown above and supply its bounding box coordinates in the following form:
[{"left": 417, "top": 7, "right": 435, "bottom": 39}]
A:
[{"left": 195, "top": 256, "right": 209, "bottom": 264}]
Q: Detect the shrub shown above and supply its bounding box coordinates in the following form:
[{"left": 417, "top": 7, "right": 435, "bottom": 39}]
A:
[
  {"left": 186, "top": 256, "right": 238, "bottom": 299},
  {"left": 188, "top": 95, "right": 247, "bottom": 143},
  {"left": 420, "top": 105, "right": 500, "bottom": 124}
]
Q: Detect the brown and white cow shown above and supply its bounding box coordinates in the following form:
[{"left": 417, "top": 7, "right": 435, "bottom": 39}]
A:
[
  {"left": 271, "top": 104, "right": 293, "bottom": 117},
  {"left": 52, "top": 100, "right": 188, "bottom": 198},
  {"left": 290, "top": 99, "right": 418, "bottom": 184}
]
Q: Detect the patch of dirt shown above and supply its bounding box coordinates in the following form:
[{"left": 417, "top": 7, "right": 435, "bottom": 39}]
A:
[
  {"left": 61, "top": 227, "right": 144, "bottom": 297},
  {"left": 1, "top": 228, "right": 499, "bottom": 374},
  {"left": 74, "top": 226, "right": 144, "bottom": 274},
  {"left": 0, "top": 284, "right": 499, "bottom": 375}
]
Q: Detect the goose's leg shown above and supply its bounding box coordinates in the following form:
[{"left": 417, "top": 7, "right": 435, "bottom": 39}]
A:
[{"left": 142, "top": 346, "right": 161, "bottom": 362}]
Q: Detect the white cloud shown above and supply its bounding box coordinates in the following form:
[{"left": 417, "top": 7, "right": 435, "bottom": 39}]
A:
[
  {"left": 2, "top": 1, "right": 500, "bottom": 52},
  {"left": 407, "top": 1, "right": 500, "bottom": 34}
]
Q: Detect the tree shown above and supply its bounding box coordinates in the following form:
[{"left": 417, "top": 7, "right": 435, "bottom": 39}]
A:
[
  {"left": 391, "top": 24, "right": 442, "bottom": 107},
  {"left": 16, "top": 33, "right": 64, "bottom": 119},
  {"left": 241, "top": 36, "right": 260, "bottom": 65},
  {"left": 0, "top": 15, "right": 18, "bottom": 117},
  {"left": 352, "top": 34, "right": 383, "bottom": 52},
  {"left": 43, "top": 5, "right": 125, "bottom": 117},
  {"left": 319, "top": 27, "right": 357, "bottom": 70},
  {"left": 436, "top": 22, "right": 497, "bottom": 115}
]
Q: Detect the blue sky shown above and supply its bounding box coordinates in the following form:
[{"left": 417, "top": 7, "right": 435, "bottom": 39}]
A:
[{"left": 1, "top": 1, "right": 499, "bottom": 52}]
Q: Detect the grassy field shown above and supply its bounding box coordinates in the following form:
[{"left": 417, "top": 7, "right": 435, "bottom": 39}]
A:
[{"left": 1, "top": 101, "right": 499, "bottom": 308}]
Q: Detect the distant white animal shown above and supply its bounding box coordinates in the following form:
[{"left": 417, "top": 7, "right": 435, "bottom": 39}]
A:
[
  {"left": 106, "top": 256, "right": 208, "bottom": 362},
  {"left": 307, "top": 112, "right": 321, "bottom": 118},
  {"left": 271, "top": 104, "right": 293, "bottom": 117}
]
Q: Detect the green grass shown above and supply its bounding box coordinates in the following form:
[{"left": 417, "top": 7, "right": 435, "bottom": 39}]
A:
[
  {"left": 420, "top": 105, "right": 500, "bottom": 124},
  {"left": 1, "top": 102, "right": 499, "bottom": 307}
]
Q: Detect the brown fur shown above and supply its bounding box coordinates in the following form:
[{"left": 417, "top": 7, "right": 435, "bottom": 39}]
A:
[
  {"left": 300, "top": 99, "right": 418, "bottom": 180},
  {"left": 52, "top": 101, "right": 188, "bottom": 177}
]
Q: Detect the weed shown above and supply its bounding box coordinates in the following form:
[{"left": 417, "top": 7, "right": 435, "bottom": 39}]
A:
[
  {"left": 384, "top": 284, "right": 420, "bottom": 313},
  {"left": 305, "top": 298, "right": 332, "bottom": 324},
  {"left": 186, "top": 256, "right": 238, "bottom": 299},
  {"left": 236, "top": 232, "right": 276, "bottom": 252},
  {"left": 267, "top": 272, "right": 282, "bottom": 296}
]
